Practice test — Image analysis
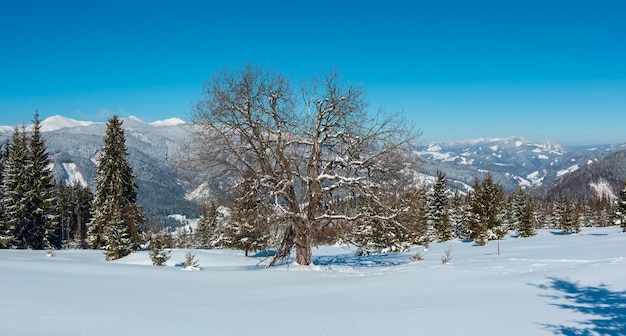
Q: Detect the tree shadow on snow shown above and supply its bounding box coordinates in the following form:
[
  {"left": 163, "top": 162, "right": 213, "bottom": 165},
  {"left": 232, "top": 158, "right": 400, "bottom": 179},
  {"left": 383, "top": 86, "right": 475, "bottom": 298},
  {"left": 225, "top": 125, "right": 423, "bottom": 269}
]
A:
[
  {"left": 535, "top": 277, "right": 626, "bottom": 335},
  {"left": 313, "top": 253, "right": 411, "bottom": 268}
]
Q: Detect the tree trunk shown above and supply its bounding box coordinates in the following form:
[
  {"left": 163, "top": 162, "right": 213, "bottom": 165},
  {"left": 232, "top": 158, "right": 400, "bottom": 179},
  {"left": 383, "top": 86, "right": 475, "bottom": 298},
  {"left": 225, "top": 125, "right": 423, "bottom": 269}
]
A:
[{"left": 294, "top": 221, "right": 312, "bottom": 265}]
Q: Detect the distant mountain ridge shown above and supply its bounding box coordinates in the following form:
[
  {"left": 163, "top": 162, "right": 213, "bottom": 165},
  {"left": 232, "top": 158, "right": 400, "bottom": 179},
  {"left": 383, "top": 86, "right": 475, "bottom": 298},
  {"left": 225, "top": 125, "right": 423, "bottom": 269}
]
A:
[
  {"left": 1, "top": 116, "right": 624, "bottom": 222},
  {"left": 0, "top": 115, "right": 199, "bottom": 224},
  {"left": 415, "top": 136, "right": 623, "bottom": 194}
]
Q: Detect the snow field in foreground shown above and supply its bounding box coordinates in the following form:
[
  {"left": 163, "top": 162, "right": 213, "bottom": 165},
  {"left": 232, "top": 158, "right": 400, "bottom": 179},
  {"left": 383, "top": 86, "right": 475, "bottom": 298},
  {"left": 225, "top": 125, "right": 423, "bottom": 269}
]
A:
[{"left": 1, "top": 227, "right": 625, "bottom": 336}]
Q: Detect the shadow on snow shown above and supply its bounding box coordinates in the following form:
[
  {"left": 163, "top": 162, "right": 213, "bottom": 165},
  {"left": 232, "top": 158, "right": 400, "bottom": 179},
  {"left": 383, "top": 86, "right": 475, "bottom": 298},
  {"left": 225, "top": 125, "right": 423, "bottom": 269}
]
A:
[
  {"left": 534, "top": 277, "right": 626, "bottom": 335},
  {"left": 313, "top": 252, "right": 411, "bottom": 268}
]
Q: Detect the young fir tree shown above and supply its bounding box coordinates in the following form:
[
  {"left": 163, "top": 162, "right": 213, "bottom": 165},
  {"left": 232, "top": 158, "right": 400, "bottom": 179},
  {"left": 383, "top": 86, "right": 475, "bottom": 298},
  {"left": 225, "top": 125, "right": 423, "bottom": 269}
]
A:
[
  {"left": 149, "top": 223, "right": 171, "bottom": 266},
  {"left": 468, "top": 173, "right": 505, "bottom": 245},
  {"left": 448, "top": 190, "right": 469, "bottom": 240},
  {"left": 618, "top": 180, "right": 626, "bottom": 232},
  {"left": 349, "top": 192, "right": 409, "bottom": 255},
  {"left": 427, "top": 171, "right": 453, "bottom": 242},
  {"left": 512, "top": 187, "right": 536, "bottom": 237},
  {"left": 552, "top": 190, "right": 566, "bottom": 230},
  {"left": 402, "top": 186, "right": 429, "bottom": 248},
  {"left": 194, "top": 201, "right": 221, "bottom": 249},
  {"left": 88, "top": 115, "right": 145, "bottom": 259},
  {"left": 556, "top": 193, "right": 580, "bottom": 234},
  {"left": 223, "top": 177, "right": 271, "bottom": 256}
]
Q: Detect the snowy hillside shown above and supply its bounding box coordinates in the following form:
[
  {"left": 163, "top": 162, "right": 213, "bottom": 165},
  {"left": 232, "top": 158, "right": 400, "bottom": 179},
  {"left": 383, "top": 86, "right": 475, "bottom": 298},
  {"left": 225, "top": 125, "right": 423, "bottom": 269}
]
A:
[
  {"left": 0, "top": 115, "right": 200, "bottom": 221},
  {"left": 2, "top": 227, "right": 625, "bottom": 336},
  {"left": 416, "top": 136, "right": 619, "bottom": 192}
]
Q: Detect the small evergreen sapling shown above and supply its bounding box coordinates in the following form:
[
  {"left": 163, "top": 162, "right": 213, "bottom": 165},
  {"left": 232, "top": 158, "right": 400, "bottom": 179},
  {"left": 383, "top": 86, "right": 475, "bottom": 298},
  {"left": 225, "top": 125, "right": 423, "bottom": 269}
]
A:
[
  {"left": 149, "top": 231, "right": 171, "bottom": 266},
  {"left": 181, "top": 250, "right": 201, "bottom": 271}
]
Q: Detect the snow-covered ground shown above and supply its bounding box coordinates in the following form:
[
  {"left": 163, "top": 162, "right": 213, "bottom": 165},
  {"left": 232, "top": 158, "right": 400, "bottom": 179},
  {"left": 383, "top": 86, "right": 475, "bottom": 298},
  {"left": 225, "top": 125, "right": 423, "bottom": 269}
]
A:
[{"left": 2, "top": 227, "right": 625, "bottom": 336}]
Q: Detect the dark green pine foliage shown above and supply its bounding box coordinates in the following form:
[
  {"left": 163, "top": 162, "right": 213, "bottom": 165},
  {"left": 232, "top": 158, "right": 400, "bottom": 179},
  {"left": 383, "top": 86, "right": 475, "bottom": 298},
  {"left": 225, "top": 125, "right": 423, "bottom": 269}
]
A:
[
  {"left": 149, "top": 229, "right": 171, "bottom": 266},
  {"left": 1, "top": 128, "right": 27, "bottom": 248},
  {"left": 224, "top": 178, "right": 271, "bottom": 256},
  {"left": 468, "top": 172, "right": 506, "bottom": 245},
  {"left": 1, "top": 117, "right": 57, "bottom": 250},
  {"left": 428, "top": 171, "right": 453, "bottom": 242},
  {"left": 512, "top": 187, "right": 536, "bottom": 237},
  {"left": 401, "top": 186, "right": 429, "bottom": 247},
  {"left": 88, "top": 115, "right": 145, "bottom": 259},
  {"left": 194, "top": 201, "right": 221, "bottom": 249},
  {"left": 28, "top": 112, "right": 59, "bottom": 249},
  {"left": 619, "top": 180, "right": 626, "bottom": 232},
  {"left": 555, "top": 191, "right": 580, "bottom": 234},
  {"left": 0, "top": 140, "right": 9, "bottom": 247},
  {"left": 56, "top": 183, "right": 93, "bottom": 248}
]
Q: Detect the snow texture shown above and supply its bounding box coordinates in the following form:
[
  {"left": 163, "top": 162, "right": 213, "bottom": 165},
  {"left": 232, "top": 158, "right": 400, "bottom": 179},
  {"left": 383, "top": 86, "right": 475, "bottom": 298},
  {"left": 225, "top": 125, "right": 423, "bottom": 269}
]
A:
[
  {"left": 61, "top": 162, "right": 89, "bottom": 187},
  {"left": 1, "top": 227, "right": 625, "bottom": 336}
]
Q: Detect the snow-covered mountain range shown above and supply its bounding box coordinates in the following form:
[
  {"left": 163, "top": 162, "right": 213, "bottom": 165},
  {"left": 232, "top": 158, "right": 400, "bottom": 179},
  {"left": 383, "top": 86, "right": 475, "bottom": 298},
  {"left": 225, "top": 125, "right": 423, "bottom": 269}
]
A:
[
  {"left": 415, "top": 136, "right": 624, "bottom": 194},
  {"left": 0, "top": 115, "right": 198, "bottom": 223},
  {"left": 1, "top": 116, "right": 625, "bottom": 221}
]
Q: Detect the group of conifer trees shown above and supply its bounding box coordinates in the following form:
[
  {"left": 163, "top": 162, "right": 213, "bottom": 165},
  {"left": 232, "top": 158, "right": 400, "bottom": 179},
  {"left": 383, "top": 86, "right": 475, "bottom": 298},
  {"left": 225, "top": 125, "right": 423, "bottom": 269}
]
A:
[
  {"left": 0, "top": 113, "right": 145, "bottom": 260},
  {"left": 179, "top": 170, "right": 624, "bottom": 257},
  {"left": 2, "top": 113, "right": 624, "bottom": 260}
]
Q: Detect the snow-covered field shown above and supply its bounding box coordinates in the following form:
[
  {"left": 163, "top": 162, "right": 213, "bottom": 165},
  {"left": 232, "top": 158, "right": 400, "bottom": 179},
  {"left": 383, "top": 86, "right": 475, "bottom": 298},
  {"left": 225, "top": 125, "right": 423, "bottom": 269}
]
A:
[{"left": 2, "top": 227, "right": 625, "bottom": 336}]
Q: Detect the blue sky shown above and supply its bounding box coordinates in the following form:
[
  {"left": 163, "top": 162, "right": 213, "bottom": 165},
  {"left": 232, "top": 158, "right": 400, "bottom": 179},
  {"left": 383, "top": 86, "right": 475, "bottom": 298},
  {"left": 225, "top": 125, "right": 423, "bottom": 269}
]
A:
[{"left": 1, "top": 0, "right": 625, "bottom": 146}]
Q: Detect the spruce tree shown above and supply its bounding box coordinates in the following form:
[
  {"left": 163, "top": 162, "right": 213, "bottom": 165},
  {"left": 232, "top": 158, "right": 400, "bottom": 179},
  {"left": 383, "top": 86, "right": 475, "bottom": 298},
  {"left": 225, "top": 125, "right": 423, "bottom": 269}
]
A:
[
  {"left": 194, "top": 201, "right": 221, "bottom": 249},
  {"left": 512, "top": 187, "right": 536, "bottom": 237},
  {"left": 618, "top": 180, "right": 626, "bottom": 232},
  {"left": 28, "top": 112, "right": 59, "bottom": 249},
  {"left": 2, "top": 128, "right": 27, "bottom": 247},
  {"left": 88, "top": 115, "right": 145, "bottom": 259},
  {"left": 427, "top": 171, "right": 453, "bottom": 242},
  {"left": 557, "top": 193, "right": 580, "bottom": 234},
  {"left": 402, "top": 186, "right": 429, "bottom": 248},
  {"left": 1, "top": 113, "right": 57, "bottom": 250},
  {"left": 0, "top": 140, "right": 9, "bottom": 247},
  {"left": 223, "top": 178, "right": 271, "bottom": 256},
  {"left": 469, "top": 173, "right": 505, "bottom": 245},
  {"left": 149, "top": 224, "right": 171, "bottom": 266}
]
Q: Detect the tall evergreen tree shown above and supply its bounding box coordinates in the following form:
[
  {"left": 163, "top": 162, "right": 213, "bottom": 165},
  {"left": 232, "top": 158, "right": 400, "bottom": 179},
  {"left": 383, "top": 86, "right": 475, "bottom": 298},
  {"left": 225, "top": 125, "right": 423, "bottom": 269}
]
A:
[
  {"left": 512, "top": 187, "right": 536, "bottom": 237},
  {"left": 618, "top": 180, "right": 626, "bottom": 232},
  {"left": 0, "top": 140, "right": 9, "bottom": 247},
  {"left": 28, "top": 112, "right": 59, "bottom": 248},
  {"left": 88, "top": 115, "right": 145, "bottom": 259},
  {"left": 448, "top": 190, "right": 470, "bottom": 240},
  {"left": 1, "top": 113, "right": 57, "bottom": 249},
  {"left": 1, "top": 127, "right": 27, "bottom": 248},
  {"left": 194, "top": 201, "right": 222, "bottom": 249},
  {"left": 556, "top": 193, "right": 580, "bottom": 234},
  {"left": 427, "top": 171, "right": 453, "bottom": 242},
  {"left": 398, "top": 186, "right": 429, "bottom": 248},
  {"left": 468, "top": 173, "right": 505, "bottom": 245}
]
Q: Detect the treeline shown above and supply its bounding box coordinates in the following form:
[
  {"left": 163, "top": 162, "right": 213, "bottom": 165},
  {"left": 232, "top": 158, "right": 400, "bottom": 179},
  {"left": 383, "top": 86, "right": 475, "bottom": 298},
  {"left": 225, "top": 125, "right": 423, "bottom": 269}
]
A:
[
  {"left": 0, "top": 112, "right": 91, "bottom": 249},
  {"left": 2, "top": 111, "right": 624, "bottom": 261},
  {"left": 0, "top": 113, "right": 145, "bottom": 260},
  {"left": 160, "top": 170, "right": 625, "bottom": 258}
]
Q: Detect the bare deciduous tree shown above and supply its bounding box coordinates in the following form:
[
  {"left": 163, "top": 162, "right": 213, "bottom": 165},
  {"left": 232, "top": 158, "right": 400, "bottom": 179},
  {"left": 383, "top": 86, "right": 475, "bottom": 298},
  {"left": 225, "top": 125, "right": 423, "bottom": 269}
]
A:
[{"left": 181, "top": 65, "right": 417, "bottom": 266}]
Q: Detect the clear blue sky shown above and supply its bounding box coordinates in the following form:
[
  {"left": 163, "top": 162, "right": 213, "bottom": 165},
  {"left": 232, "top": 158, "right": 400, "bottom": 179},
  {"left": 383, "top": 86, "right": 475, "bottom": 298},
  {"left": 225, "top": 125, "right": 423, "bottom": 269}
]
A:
[{"left": 1, "top": 0, "right": 625, "bottom": 146}]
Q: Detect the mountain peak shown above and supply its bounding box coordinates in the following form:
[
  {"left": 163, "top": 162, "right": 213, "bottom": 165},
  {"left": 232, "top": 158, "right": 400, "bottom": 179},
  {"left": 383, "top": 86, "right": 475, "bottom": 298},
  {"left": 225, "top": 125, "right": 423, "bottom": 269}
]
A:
[
  {"left": 40, "top": 115, "right": 96, "bottom": 132},
  {"left": 150, "top": 117, "right": 187, "bottom": 127}
]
